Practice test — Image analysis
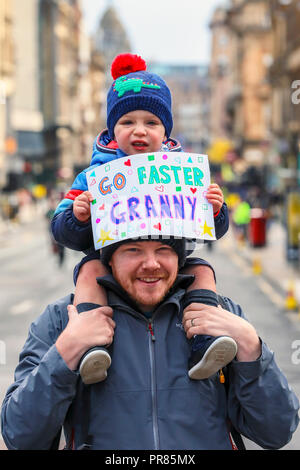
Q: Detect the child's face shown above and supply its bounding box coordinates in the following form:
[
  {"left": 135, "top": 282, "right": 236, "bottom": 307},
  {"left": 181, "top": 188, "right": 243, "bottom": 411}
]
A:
[{"left": 114, "top": 110, "right": 166, "bottom": 155}]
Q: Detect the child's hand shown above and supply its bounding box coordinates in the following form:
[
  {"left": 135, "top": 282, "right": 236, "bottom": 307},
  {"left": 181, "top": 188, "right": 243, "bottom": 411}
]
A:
[
  {"left": 206, "top": 184, "right": 224, "bottom": 215},
  {"left": 73, "top": 191, "right": 93, "bottom": 222}
]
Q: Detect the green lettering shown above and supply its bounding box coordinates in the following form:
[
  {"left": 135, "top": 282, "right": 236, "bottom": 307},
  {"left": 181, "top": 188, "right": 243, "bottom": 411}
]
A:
[
  {"left": 159, "top": 165, "right": 171, "bottom": 184},
  {"left": 183, "top": 167, "right": 193, "bottom": 185},
  {"left": 170, "top": 166, "right": 182, "bottom": 184},
  {"left": 149, "top": 165, "right": 160, "bottom": 184},
  {"left": 137, "top": 166, "right": 147, "bottom": 184},
  {"left": 193, "top": 167, "right": 204, "bottom": 186}
]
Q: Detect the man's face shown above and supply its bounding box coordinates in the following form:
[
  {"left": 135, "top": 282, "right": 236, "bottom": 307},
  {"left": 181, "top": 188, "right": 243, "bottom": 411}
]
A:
[
  {"left": 114, "top": 110, "right": 166, "bottom": 155},
  {"left": 109, "top": 241, "right": 178, "bottom": 312}
]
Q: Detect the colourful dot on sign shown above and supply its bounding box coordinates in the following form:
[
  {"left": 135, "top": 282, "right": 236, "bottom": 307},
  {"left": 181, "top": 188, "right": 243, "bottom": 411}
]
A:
[
  {"left": 176, "top": 186, "right": 182, "bottom": 192},
  {"left": 96, "top": 218, "right": 101, "bottom": 224},
  {"left": 92, "top": 199, "right": 97, "bottom": 205},
  {"left": 141, "top": 223, "right": 146, "bottom": 229},
  {"left": 121, "top": 232, "right": 126, "bottom": 238},
  {"left": 162, "top": 154, "right": 168, "bottom": 160},
  {"left": 148, "top": 155, "right": 155, "bottom": 161}
]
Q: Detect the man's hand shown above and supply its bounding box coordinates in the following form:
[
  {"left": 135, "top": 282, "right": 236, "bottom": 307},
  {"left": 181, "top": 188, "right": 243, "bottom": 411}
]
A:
[
  {"left": 56, "top": 305, "right": 115, "bottom": 370},
  {"left": 73, "top": 191, "right": 94, "bottom": 222},
  {"left": 183, "top": 303, "right": 261, "bottom": 362},
  {"left": 206, "top": 184, "right": 224, "bottom": 214}
]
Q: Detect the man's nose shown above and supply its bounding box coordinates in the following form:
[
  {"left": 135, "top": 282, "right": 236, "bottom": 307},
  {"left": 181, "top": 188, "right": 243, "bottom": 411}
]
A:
[{"left": 141, "top": 253, "right": 160, "bottom": 269}]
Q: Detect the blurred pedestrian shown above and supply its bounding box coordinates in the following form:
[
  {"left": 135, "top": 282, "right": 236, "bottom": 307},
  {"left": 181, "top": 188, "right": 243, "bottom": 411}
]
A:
[
  {"left": 45, "top": 198, "right": 65, "bottom": 267},
  {"left": 232, "top": 200, "right": 251, "bottom": 243}
]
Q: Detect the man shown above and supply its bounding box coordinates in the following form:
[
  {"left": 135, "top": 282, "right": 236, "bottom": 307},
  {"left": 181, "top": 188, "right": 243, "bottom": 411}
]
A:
[{"left": 1, "top": 237, "right": 299, "bottom": 450}]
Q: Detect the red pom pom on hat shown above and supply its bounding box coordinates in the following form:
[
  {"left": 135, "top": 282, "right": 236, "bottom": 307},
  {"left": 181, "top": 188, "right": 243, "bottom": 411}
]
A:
[{"left": 111, "top": 53, "right": 147, "bottom": 80}]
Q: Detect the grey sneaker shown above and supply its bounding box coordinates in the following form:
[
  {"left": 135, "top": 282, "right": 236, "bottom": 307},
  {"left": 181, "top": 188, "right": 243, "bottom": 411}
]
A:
[
  {"left": 79, "top": 347, "right": 111, "bottom": 385},
  {"left": 188, "top": 335, "right": 237, "bottom": 380}
]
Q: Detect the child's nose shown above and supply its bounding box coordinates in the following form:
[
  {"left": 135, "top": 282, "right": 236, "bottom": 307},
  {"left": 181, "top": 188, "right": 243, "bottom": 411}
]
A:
[{"left": 133, "top": 123, "right": 147, "bottom": 135}]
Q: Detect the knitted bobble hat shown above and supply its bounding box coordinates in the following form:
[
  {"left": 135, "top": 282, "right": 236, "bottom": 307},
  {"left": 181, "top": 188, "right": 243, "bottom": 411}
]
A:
[{"left": 106, "top": 53, "right": 173, "bottom": 140}]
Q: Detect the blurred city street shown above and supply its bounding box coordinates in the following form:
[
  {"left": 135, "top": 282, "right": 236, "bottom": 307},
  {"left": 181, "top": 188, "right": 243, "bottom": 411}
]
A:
[
  {"left": 1, "top": 0, "right": 300, "bottom": 452},
  {"left": 0, "top": 203, "right": 300, "bottom": 450}
]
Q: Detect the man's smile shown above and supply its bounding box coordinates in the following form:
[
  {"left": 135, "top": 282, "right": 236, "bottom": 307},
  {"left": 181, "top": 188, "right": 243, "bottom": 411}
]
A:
[{"left": 137, "top": 277, "right": 162, "bottom": 284}]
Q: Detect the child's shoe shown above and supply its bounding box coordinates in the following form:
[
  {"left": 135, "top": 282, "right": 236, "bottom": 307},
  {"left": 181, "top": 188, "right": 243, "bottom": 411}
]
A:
[
  {"left": 79, "top": 346, "right": 111, "bottom": 385},
  {"left": 188, "top": 335, "right": 237, "bottom": 380},
  {"left": 76, "top": 303, "right": 112, "bottom": 385}
]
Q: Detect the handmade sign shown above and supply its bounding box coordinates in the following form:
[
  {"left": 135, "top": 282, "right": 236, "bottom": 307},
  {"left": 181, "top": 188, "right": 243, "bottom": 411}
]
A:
[{"left": 86, "top": 152, "right": 216, "bottom": 250}]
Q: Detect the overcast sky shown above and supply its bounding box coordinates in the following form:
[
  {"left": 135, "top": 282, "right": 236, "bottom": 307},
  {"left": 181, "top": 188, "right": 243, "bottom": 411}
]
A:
[{"left": 81, "top": 0, "right": 227, "bottom": 65}]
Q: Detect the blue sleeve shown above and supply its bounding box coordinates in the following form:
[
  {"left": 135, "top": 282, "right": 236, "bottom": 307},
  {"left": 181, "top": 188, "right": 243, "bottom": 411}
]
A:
[
  {"left": 228, "top": 340, "right": 299, "bottom": 449},
  {"left": 214, "top": 202, "right": 229, "bottom": 239},
  {"left": 51, "top": 204, "right": 94, "bottom": 251},
  {"left": 1, "top": 296, "right": 79, "bottom": 450},
  {"left": 219, "top": 297, "right": 299, "bottom": 449}
]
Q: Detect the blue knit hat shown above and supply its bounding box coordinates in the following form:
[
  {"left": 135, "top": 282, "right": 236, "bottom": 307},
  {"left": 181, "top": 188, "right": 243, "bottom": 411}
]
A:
[{"left": 107, "top": 54, "right": 173, "bottom": 140}]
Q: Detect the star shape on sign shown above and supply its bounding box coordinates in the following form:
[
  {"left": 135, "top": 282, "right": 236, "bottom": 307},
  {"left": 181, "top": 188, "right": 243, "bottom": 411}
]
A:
[
  {"left": 200, "top": 220, "right": 214, "bottom": 237},
  {"left": 97, "top": 229, "right": 114, "bottom": 246}
]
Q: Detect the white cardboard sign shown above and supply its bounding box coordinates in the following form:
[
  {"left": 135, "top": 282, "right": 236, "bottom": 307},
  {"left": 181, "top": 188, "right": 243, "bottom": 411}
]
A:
[{"left": 86, "top": 152, "right": 216, "bottom": 250}]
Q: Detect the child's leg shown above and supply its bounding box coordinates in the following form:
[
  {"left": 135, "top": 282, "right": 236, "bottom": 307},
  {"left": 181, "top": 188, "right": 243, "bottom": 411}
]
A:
[
  {"left": 74, "top": 258, "right": 108, "bottom": 307},
  {"left": 74, "top": 259, "right": 111, "bottom": 385},
  {"left": 181, "top": 263, "right": 218, "bottom": 308},
  {"left": 181, "top": 263, "right": 237, "bottom": 380},
  {"left": 182, "top": 263, "right": 217, "bottom": 293}
]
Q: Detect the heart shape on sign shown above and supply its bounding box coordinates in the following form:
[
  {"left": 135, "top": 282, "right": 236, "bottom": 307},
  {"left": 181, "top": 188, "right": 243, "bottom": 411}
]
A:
[
  {"left": 190, "top": 188, "right": 197, "bottom": 194},
  {"left": 124, "top": 159, "right": 131, "bottom": 166},
  {"left": 155, "top": 185, "right": 164, "bottom": 192},
  {"left": 153, "top": 223, "right": 162, "bottom": 231}
]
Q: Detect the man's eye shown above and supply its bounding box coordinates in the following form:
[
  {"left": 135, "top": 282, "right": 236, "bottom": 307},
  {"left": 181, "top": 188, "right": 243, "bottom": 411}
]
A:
[{"left": 157, "top": 246, "right": 172, "bottom": 253}]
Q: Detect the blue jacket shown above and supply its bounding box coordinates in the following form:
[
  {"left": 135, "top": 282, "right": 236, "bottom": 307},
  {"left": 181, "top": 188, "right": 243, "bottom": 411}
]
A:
[
  {"left": 1, "top": 275, "right": 299, "bottom": 450},
  {"left": 51, "top": 130, "right": 229, "bottom": 251}
]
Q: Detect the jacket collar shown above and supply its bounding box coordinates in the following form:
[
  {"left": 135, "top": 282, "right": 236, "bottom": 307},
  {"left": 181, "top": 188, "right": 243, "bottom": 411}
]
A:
[{"left": 96, "top": 273, "right": 194, "bottom": 316}]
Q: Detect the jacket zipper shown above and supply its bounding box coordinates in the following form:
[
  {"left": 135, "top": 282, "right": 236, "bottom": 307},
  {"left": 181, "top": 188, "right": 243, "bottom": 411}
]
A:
[{"left": 148, "top": 318, "right": 159, "bottom": 449}]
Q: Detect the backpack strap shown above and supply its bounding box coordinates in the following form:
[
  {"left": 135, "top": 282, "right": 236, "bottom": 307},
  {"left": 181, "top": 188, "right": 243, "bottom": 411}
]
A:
[{"left": 217, "top": 294, "right": 246, "bottom": 451}]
